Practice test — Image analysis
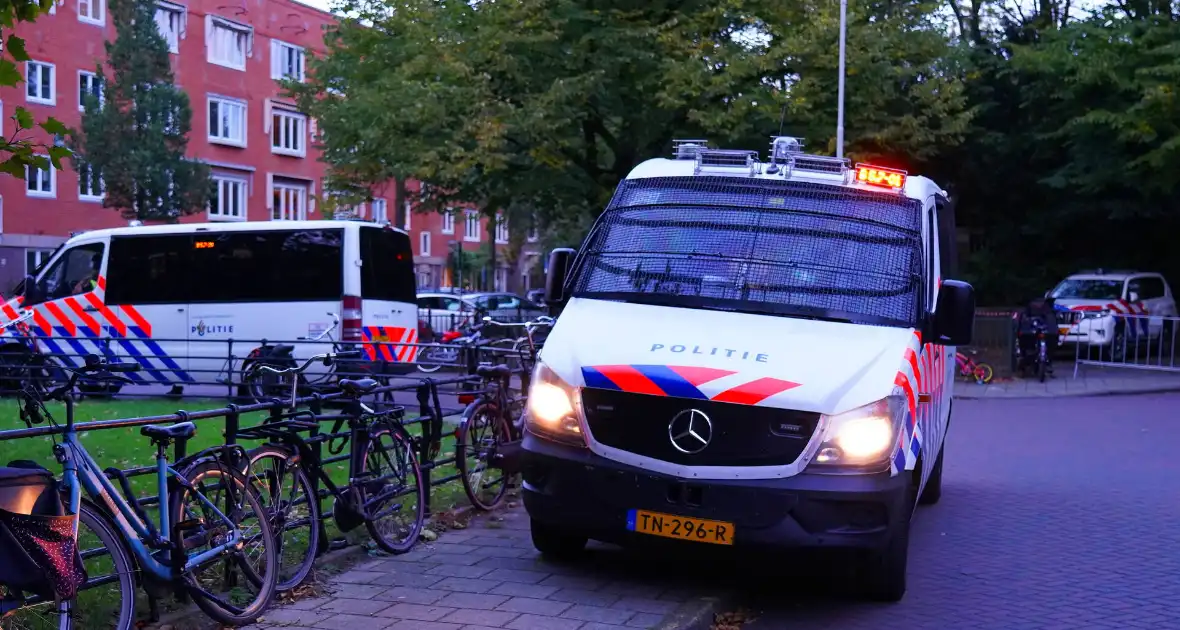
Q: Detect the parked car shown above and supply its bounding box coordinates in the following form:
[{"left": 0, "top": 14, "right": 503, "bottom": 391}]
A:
[
  {"left": 463, "top": 292, "right": 546, "bottom": 323},
  {"left": 1049, "top": 269, "right": 1177, "bottom": 358},
  {"left": 526, "top": 288, "right": 546, "bottom": 307},
  {"left": 417, "top": 292, "right": 477, "bottom": 340}
]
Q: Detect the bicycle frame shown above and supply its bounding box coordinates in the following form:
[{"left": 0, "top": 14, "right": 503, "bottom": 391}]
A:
[{"left": 54, "top": 406, "right": 245, "bottom": 582}]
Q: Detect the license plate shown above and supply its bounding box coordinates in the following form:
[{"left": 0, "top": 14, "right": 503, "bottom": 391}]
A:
[
  {"left": 626, "top": 509, "right": 734, "bottom": 545},
  {"left": 1058, "top": 327, "right": 1071, "bottom": 335}
]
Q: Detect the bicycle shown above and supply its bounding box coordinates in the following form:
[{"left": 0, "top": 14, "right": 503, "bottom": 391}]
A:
[
  {"left": 481, "top": 316, "right": 554, "bottom": 375},
  {"left": 454, "top": 362, "right": 533, "bottom": 511},
  {"left": 954, "top": 349, "right": 994, "bottom": 384},
  {"left": 417, "top": 308, "right": 492, "bottom": 374},
  {"left": 1, "top": 356, "right": 279, "bottom": 629},
  {"left": 237, "top": 350, "right": 427, "bottom": 592},
  {"left": 0, "top": 310, "right": 66, "bottom": 399}
]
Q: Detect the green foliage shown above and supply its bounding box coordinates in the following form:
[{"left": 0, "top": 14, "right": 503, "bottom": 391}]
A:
[
  {"left": 71, "top": 0, "right": 213, "bottom": 222},
  {"left": 0, "top": 0, "right": 69, "bottom": 178}
]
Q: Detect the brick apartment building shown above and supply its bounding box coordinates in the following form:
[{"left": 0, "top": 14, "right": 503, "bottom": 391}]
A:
[{"left": 0, "top": 0, "right": 543, "bottom": 294}]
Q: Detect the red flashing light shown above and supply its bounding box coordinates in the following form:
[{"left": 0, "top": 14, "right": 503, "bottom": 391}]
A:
[{"left": 855, "top": 164, "right": 907, "bottom": 190}]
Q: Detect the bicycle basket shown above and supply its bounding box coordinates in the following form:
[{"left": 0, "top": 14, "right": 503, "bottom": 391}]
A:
[{"left": 0, "top": 466, "right": 87, "bottom": 601}]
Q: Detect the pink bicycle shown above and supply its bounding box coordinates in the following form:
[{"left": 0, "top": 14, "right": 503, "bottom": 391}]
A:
[{"left": 955, "top": 349, "right": 995, "bottom": 384}]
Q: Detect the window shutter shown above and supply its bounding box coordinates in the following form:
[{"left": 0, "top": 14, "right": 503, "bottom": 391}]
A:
[
  {"left": 263, "top": 99, "right": 272, "bottom": 134},
  {"left": 270, "top": 40, "right": 281, "bottom": 79},
  {"left": 205, "top": 15, "right": 214, "bottom": 54},
  {"left": 266, "top": 173, "right": 274, "bottom": 214}
]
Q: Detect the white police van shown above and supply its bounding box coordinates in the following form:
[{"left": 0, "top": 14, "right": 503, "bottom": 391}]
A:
[
  {"left": 520, "top": 138, "right": 975, "bottom": 601},
  {"left": 0, "top": 220, "right": 418, "bottom": 394}
]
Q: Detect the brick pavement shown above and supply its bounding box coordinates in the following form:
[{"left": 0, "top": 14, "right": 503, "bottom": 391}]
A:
[{"left": 248, "top": 504, "right": 718, "bottom": 630}]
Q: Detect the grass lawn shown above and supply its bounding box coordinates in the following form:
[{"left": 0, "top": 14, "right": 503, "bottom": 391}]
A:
[{"left": 0, "top": 396, "right": 472, "bottom": 629}]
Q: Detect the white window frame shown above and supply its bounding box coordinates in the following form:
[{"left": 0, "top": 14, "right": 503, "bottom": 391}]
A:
[
  {"left": 403, "top": 201, "right": 412, "bottom": 230},
  {"left": 206, "top": 15, "right": 252, "bottom": 70},
  {"left": 209, "top": 174, "right": 248, "bottom": 221},
  {"left": 419, "top": 231, "right": 431, "bottom": 256},
  {"left": 208, "top": 95, "right": 246, "bottom": 147},
  {"left": 441, "top": 209, "right": 455, "bottom": 234},
  {"left": 26, "top": 61, "right": 55, "bottom": 106},
  {"left": 78, "top": 71, "right": 103, "bottom": 112},
  {"left": 463, "top": 210, "right": 481, "bottom": 243},
  {"left": 269, "top": 107, "right": 306, "bottom": 157},
  {"left": 270, "top": 179, "right": 307, "bottom": 221},
  {"left": 370, "top": 198, "right": 388, "bottom": 223},
  {"left": 77, "top": 0, "right": 104, "bottom": 25},
  {"left": 495, "top": 213, "right": 509, "bottom": 244},
  {"left": 26, "top": 156, "right": 55, "bottom": 198},
  {"left": 270, "top": 39, "right": 305, "bottom": 82},
  {"left": 77, "top": 161, "right": 104, "bottom": 202},
  {"left": 155, "top": 2, "right": 186, "bottom": 54}
]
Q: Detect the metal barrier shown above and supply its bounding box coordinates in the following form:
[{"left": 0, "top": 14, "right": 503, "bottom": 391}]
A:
[
  {"left": 967, "top": 308, "right": 1020, "bottom": 377},
  {"left": 1071, "top": 312, "right": 1180, "bottom": 376},
  {"left": 0, "top": 352, "right": 526, "bottom": 622}
]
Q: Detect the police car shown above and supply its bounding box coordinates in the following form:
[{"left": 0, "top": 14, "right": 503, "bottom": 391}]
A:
[
  {"left": 1049, "top": 270, "right": 1176, "bottom": 357},
  {"left": 519, "top": 137, "right": 975, "bottom": 601}
]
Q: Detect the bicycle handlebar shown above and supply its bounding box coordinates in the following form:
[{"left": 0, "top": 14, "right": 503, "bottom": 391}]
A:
[
  {"left": 0, "top": 310, "right": 35, "bottom": 331},
  {"left": 255, "top": 349, "right": 364, "bottom": 376}
]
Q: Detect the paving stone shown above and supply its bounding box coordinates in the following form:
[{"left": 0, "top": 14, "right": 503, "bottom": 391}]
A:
[
  {"left": 624, "top": 613, "right": 665, "bottom": 629},
  {"left": 375, "top": 603, "right": 459, "bottom": 622},
  {"left": 481, "top": 568, "right": 551, "bottom": 584},
  {"left": 331, "top": 583, "right": 390, "bottom": 600},
  {"left": 560, "top": 605, "right": 635, "bottom": 626},
  {"left": 546, "top": 588, "right": 621, "bottom": 607},
  {"left": 371, "top": 586, "right": 448, "bottom": 605},
  {"left": 433, "top": 577, "right": 503, "bottom": 594},
  {"left": 487, "top": 582, "right": 562, "bottom": 600},
  {"left": 260, "top": 608, "right": 330, "bottom": 626},
  {"left": 494, "top": 596, "right": 574, "bottom": 616},
  {"left": 312, "top": 613, "right": 394, "bottom": 630},
  {"left": 434, "top": 592, "right": 512, "bottom": 610},
  {"left": 384, "top": 621, "right": 463, "bottom": 630},
  {"left": 504, "top": 614, "right": 586, "bottom": 630},
  {"left": 439, "top": 608, "right": 521, "bottom": 627},
  {"left": 609, "top": 597, "right": 677, "bottom": 615},
  {"left": 316, "top": 598, "right": 393, "bottom": 615},
  {"left": 334, "top": 570, "right": 386, "bottom": 584}
]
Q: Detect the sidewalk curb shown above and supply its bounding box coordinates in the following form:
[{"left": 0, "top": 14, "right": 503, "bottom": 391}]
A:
[
  {"left": 656, "top": 594, "right": 730, "bottom": 630},
  {"left": 953, "top": 385, "right": 1180, "bottom": 400}
]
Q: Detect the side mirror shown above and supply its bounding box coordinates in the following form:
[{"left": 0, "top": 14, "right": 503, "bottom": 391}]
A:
[
  {"left": 544, "top": 248, "right": 576, "bottom": 307},
  {"left": 1128, "top": 291, "right": 1139, "bottom": 302},
  {"left": 930, "top": 279, "right": 975, "bottom": 346}
]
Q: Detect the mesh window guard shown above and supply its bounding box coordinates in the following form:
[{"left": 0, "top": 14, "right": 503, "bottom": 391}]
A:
[{"left": 569, "top": 176, "right": 925, "bottom": 326}]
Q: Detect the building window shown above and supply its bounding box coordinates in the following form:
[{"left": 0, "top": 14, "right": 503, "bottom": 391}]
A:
[
  {"left": 26, "top": 61, "right": 55, "bottom": 105},
  {"left": 155, "top": 2, "right": 185, "bottom": 54},
  {"left": 419, "top": 231, "right": 431, "bottom": 256},
  {"left": 78, "top": 0, "right": 104, "bottom": 24},
  {"left": 78, "top": 71, "right": 102, "bottom": 111},
  {"left": 26, "top": 157, "right": 55, "bottom": 197},
  {"left": 463, "top": 210, "right": 481, "bottom": 243},
  {"left": 495, "top": 214, "right": 509, "bottom": 244},
  {"left": 403, "top": 201, "right": 412, "bottom": 230},
  {"left": 26, "top": 249, "right": 54, "bottom": 276},
  {"left": 209, "top": 174, "right": 247, "bottom": 220},
  {"left": 270, "top": 40, "right": 305, "bottom": 82},
  {"left": 270, "top": 108, "right": 305, "bottom": 156},
  {"left": 371, "top": 198, "right": 388, "bottom": 223},
  {"left": 271, "top": 180, "right": 307, "bottom": 220},
  {"left": 528, "top": 214, "right": 539, "bottom": 242},
  {"left": 77, "top": 162, "right": 104, "bottom": 201},
  {"left": 208, "top": 96, "right": 246, "bottom": 146},
  {"left": 206, "top": 16, "right": 250, "bottom": 70},
  {"left": 441, "top": 209, "right": 455, "bottom": 234}
]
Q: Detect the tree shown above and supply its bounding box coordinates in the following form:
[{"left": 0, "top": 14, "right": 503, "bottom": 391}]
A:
[
  {"left": 71, "top": 0, "right": 212, "bottom": 222},
  {"left": 0, "top": 0, "right": 70, "bottom": 178},
  {"left": 297, "top": 0, "right": 970, "bottom": 249}
]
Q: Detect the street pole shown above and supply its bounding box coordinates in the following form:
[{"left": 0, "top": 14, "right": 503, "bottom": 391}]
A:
[{"left": 836, "top": 0, "right": 847, "bottom": 159}]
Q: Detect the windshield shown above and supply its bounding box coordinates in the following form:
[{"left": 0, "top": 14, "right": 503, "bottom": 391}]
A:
[
  {"left": 1050, "top": 279, "right": 1123, "bottom": 300},
  {"left": 567, "top": 176, "right": 925, "bottom": 327}
]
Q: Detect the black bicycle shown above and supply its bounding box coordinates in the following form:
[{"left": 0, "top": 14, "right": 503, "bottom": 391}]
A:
[
  {"left": 236, "top": 350, "right": 427, "bottom": 592},
  {"left": 0, "top": 310, "right": 66, "bottom": 398}
]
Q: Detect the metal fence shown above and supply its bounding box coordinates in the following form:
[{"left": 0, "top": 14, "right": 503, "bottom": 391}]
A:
[
  {"left": 967, "top": 307, "right": 1020, "bottom": 377},
  {"left": 0, "top": 348, "right": 523, "bottom": 623},
  {"left": 1071, "top": 312, "right": 1180, "bottom": 376}
]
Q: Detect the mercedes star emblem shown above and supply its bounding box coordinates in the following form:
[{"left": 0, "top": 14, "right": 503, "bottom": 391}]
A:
[{"left": 668, "top": 409, "right": 713, "bottom": 454}]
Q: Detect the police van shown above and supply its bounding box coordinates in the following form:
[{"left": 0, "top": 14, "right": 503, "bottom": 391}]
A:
[
  {"left": 520, "top": 138, "right": 975, "bottom": 601},
  {"left": 1, "top": 220, "right": 418, "bottom": 394}
]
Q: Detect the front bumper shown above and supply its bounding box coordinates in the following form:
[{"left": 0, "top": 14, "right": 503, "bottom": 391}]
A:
[
  {"left": 521, "top": 432, "right": 910, "bottom": 551},
  {"left": 1057, "top": 315, "right": 1117, "bottom": 345}
]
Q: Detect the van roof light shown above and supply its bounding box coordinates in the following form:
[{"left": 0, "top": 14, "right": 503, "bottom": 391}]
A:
[
  {"left": 672, "top": 139, "right": 711, "bottom": 160},
  {"left": 854, "top": 163, "right": 907, "bottom": 191}
]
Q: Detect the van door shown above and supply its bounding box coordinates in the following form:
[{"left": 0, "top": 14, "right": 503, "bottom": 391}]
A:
[
  {"left": 187, "top": 228, "right": 345, "bottom": 385},
  {"left": 358, "top": 226, "right": 418, "bottom": 364},
  {"left": 104, "top": 235, "right": 193, "bottom": 386},
  {"left": 21, "top": 239, "right": 115, "bottom": 373}
]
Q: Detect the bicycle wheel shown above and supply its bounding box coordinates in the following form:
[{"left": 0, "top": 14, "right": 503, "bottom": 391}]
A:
[
  {"left": 359, "top": 426, "right": 426, "bottom": 554},
  {"left": 248, "top": 445, "right": 321, "bottom": 592},
  {"left": 455, "top": 401, "right": 512, "bottom": 511},
  {"left": 973, "top": 363, "right": 994, "bottom": 384},
  {"left": 170, "top": 458, "right": 279, "bottom": 626},
  {"left": 416, "top": 346, "right": 455, "bottom": 373},
  {"left": 1, "top": 501, "right": 137, "bottom": 630}
]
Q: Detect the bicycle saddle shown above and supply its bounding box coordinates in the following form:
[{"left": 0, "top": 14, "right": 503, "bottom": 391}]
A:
[
  {"left": 338, "top": 378, "right": 379, "bottom": 395},
  {"left": 476, "top": 364, "right": 513, "bottom": 379},
  {"left": 141, "top": 422, "right": 196, "bottom": 441}
]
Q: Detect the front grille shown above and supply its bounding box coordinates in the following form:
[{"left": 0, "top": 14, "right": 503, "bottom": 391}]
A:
[{"left": 581, "top": 388, "right": 819, "bottom": 467}]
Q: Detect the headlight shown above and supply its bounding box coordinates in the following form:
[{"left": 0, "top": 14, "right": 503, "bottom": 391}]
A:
[
  {"left": 525, "top": 362, "right": 586, "bottom": 446},
  {"left": 809, "top": 396, "right": 906, "bottom": 470}
]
